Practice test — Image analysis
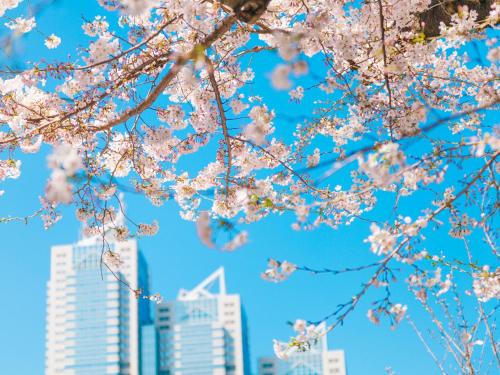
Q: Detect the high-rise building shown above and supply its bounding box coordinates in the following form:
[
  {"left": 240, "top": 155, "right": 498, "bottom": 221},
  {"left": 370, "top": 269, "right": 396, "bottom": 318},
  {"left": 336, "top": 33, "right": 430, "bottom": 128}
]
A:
[
  {"left": 257, "top": 330, "right": 346, "bottom": 375},
  {"left": 155, "top": 268, "right": 251, "bottom": 375},
  {"left": 45, "top": 220, "right": 155, "bottom": 375}
]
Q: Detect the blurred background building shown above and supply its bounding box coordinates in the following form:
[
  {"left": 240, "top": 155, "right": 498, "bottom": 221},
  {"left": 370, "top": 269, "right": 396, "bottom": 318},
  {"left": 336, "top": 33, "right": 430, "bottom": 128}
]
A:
[
  {"left": 155, "top": 267, "right": 251, "bottom": 375},
  {"left": 45, "top": 223, "right": 343, "bottom": 375},
  {"left": 45, "top": 217, "right": 155, "bottom": 375}
]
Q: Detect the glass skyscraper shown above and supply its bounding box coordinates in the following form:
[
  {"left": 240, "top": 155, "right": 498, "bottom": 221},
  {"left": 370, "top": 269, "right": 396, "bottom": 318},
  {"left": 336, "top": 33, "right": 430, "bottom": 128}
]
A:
[
  {"left": 45, "top": 225, "right": 155, "bottom": 375},
  {"left": 45, "top": 220, "right": 343, "bottom": 375},
  {"left": 257, "top": 327, "right": 346, "bottom": 375},
  {"left": 155, "top": 268, "right": 251, "bottom": 375}
]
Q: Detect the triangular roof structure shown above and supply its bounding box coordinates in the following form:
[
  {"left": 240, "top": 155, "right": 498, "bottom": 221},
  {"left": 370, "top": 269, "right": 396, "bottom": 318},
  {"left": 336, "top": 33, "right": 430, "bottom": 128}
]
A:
[{"left": 178, "top": 267, "right": 227, "bottom": 300}]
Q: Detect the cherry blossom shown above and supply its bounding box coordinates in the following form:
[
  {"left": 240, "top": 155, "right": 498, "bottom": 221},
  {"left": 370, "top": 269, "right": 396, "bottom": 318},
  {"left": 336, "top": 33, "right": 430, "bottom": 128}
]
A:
[
  {"left": 389, "top": 304, "right": 407, "bottom": 325},
  {"left": 103, "top": 250, "right": 123, "bottom": 270},
  {"left": 472, "top": 267, "right": 500, "bottom": 302},
  {"left": 261, "top": 259, "right": 297, "bottom": 283},
  {"left": 273, "top": 321, "right": 327, "bottom": 359},
  {"left": 44, "top": 34, "right": 61, "bottom": 49},
  {"left": 365, "top": 223, "right": 397, "bottom": 256},
  {"left": 196, "top": 211, "right": 215, "bottom": 248},
  {"left": 137, "top": 221, "right": 159, "bottom": 236},
  {"left": 143, "top": 293, "right": 163, "bottom": 304},
  {"left": 222, "top": 231, "right": 248, "bottom": 251},
  {"left": 0, "top": 0, "right": 21, "bottom": 17},
  {"left": 4, "top": 16, "right": 35, "bottom": 34}
]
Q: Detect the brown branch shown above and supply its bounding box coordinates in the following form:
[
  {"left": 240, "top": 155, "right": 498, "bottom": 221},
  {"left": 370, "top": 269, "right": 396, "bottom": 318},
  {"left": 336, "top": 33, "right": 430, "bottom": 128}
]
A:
[
  {"left": 377, "top": 0, "right": 394, "bottom": 139},
  {"left": 206, "top": 58, "right": 232, "bottom": 196}
]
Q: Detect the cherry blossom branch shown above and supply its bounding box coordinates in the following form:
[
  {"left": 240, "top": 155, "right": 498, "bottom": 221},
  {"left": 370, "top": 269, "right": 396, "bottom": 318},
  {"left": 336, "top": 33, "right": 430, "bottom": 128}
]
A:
[
  {"left": 93, "top": 15, "right": 237, "bottom": 131},
  {"left": 463, "top": 238, "right": 500, "bottom": 367},
  {"left": 0, "top": 208, "right": 43, "bottom": 224},
  {"left": 296, "top": 261, "right": 382, "bottom": 275},
  {"left": 228, "top": 135, "right": 322, "bottom": 195},
  {"left": 307, "top": 151, "right": 498, "bottom": 339},
  {"left": 407, "top": 315, "right": 448, "bottom": 375},
  {"left": 376, "top": 0, "right": 394, "bottom": 139},
  {"left": 206, "top": 57, "right": 232, "bottom": 196},
  {"left": 304, "top": 98, "right": 500, "bottom": 174},
  {"left": 73, "top": 16, "right": 179, "bottom": 72}
]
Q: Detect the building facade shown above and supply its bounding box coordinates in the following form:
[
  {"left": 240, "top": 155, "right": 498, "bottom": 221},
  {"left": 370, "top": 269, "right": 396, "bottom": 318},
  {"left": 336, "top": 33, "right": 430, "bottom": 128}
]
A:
[
  {"left": 45, "top": 228, "right": 155, "bottom": 375},
  {"left": 155, "top": 268, "right": 251, "bottom": 375},
  {"left": 258, "top": 331, "right": 345, "bottom": 375}
]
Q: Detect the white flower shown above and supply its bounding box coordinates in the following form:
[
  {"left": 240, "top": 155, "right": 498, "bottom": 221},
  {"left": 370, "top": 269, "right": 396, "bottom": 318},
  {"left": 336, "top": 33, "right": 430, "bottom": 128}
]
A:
[
  {"left": 45, "top": 169, "right": 73, "bottom": 204},
  {"left": 0, "top": 0, "right": 21, "bottom": 17},
  {"left": 97, "top": 185, "right": 117, "bottom": 200},
  {"left": 271, "top": 64, "right": 291, "bottom": 90},
  {"left": 144, "top": 293, "right": 163, "bottom": 304},
  {"left": 273, "top": 339, "right": 297, "bottom": 360},
  {"left": 103, "top": 250, "right": 123, "bottom": 269},
  {"left": 367, "top": 309, "right": 380, "bottom": 324},
  {"left": 120, "top": 0, "right": 158, "bottom": 15},
  {"left": 293, "top": 319, "right": 307, "bottom": 333},
  {"left": 88, "top": 34, "right": 120, "bottom": 63},
  {"left": 289, "top": 86, "right": 304, "bottom": 101},
  {"left": 20, "top": 136, "right": 43, "bottom": 153},
  {"left": 365, "top": 223, "right": 396, "bottom": 255},
  {"left": 472, "top": 268, "right": 500, "bottom": 302},
  {"left": 436, "top": 275, "right": 452, "bottom": 297},
  {"left": 261, "top": 259, "right": 297, "bottom": 283},
  {"left": 114, "top": 226, "right": 130, "bottom": 241},
  {"left": 243, "top": 105, "right": 275, "bottom": 145},
  {"left": 44, "top": 34, "right": 61, "bottom": 49},
  {"left": 0, "top": 159, "right": 21, "bottom": 181},
  {"left": 307, "top": 148, "right": 320, "bottom": 167},
  {"left": 48, "top": 143, "right": 82, "bottom": 176},
  {"left": 274, "top": 322, "right": 326, "bottom": 360},
  {"left": 5, "top": 16, "right": 36, "bottom": 34},
  {"left": 196, "top": 211, "right": 215, "bottom": 248},
  {"left": 157, "top": 105, "right": 186, "bottom": 130},
  {"left": 82, "top": 16, "right": 109, "bottom": 36},
  {"left": 230, "top": 98, "right": 249, "bottom": 115},
  {"left": 137, "top": 221, "right": 159, "bottom": 236},
  {"left": 223, "top": 231, "right": 248, "bottom": 251},
  {"left": 389, "top": 304, "right": 407, "bottom": 325}
]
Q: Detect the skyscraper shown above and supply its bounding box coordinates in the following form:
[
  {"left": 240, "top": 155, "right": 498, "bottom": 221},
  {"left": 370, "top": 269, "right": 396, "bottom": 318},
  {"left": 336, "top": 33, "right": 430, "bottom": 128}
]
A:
[
  {"left": 257, "top": 328, "right": 346, "bottom": 375},
  {"left": 155, "top": 268, "right": 251, "bottom": 375},
  {"left": 45, "top": 222, "right": 155, "bottom": 375}
]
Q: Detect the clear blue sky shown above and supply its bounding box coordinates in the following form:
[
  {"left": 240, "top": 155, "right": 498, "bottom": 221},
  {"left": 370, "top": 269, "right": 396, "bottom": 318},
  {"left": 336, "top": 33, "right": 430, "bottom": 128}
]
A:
[{"left": 0, "top": 2, "right": 493, "bottom": 374}]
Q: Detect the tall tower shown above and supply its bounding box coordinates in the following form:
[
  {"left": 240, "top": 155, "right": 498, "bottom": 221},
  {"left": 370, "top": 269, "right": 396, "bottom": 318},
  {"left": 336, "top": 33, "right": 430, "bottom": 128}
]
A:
[
  {"left": 257, "top": 326, "right": 346, "bottom": 375},
  {"left": 156, "top": 267, "right": 251, "bottom": 375},
  {"left": 45, "top": 229, "right": 153, "bottom": 374}
]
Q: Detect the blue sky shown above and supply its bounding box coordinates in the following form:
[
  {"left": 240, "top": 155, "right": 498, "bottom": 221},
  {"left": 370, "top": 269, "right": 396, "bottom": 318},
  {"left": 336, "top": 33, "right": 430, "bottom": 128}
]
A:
[{"left": 0, "top": 1, "right": 496, "bottom": 374}]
